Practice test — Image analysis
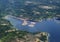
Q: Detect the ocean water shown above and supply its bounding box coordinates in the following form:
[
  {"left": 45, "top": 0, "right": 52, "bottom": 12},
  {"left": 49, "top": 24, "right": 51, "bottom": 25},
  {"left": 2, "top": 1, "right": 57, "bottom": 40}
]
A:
[{"left": 5, "top": 15, "right": 60, "bottom": 42}]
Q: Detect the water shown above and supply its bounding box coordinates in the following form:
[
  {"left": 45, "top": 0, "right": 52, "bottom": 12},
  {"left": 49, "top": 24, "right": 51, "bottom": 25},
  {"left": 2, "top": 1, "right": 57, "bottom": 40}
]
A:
[{"left": 5, "top": 15, "right": 60, "bottom": 42}]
